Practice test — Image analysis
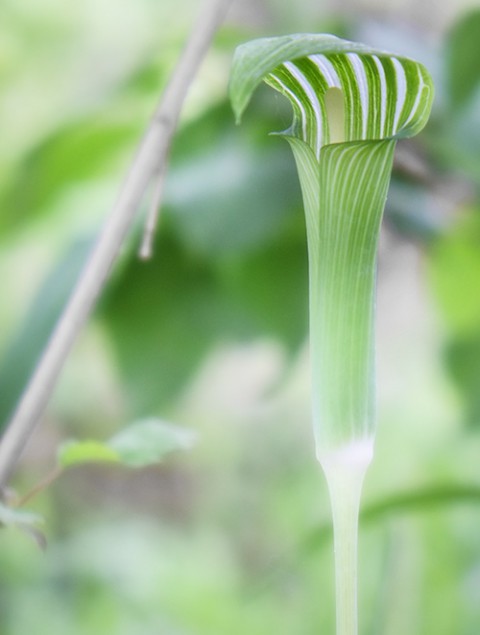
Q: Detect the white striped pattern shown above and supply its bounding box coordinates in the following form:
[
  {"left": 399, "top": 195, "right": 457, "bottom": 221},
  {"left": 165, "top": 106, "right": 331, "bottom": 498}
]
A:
[
  {"left": 266, "top": 51, "right": 432, "bottom": 159},
  {"left": 391, "top": 57, "right": 407, "bottom": 132},
  {"left": 372, "top": 55, "right": 388, "bottom": 136},
  {"left": 310, "top": 54, "right": 341, "bottom": 87},
  {"left": 347, "top": 53, "right": 370, "bottom": 138},
  {"left": 283, "top": 61, "right": 324, "bottom": 158}
]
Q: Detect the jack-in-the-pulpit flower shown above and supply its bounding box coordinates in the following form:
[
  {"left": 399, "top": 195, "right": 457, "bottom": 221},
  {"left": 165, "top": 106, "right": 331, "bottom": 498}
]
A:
[{"left": 230, "top": 33, "right": 434, "bottom": 635}]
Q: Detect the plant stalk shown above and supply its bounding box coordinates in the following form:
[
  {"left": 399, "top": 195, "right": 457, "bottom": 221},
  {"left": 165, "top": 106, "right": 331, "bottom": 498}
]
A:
[
  {"left": 0, "top": 0, "right": 233, "bottom": 490},
  {"left": 319, "top": 440, "right": 373, "bottom": 635}
]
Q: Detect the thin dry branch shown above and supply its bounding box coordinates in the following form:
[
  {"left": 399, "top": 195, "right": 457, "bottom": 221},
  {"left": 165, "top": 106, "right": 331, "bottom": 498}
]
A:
[
  {"left": 0, "top": 0, "right": 233, "bottom": 490},
  {"left": 139, "top": 160, "right": 168, "bottom": 259}
]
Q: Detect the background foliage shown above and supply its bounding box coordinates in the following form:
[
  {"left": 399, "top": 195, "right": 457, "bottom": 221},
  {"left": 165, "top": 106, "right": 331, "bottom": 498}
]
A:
[{"left": 1, "top": 0, "right": 480, "bottom": 633}]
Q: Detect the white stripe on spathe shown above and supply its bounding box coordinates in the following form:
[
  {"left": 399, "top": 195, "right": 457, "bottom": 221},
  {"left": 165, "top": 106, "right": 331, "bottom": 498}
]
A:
[
  {"left": 310, "top": 54, "right": 342, "bottom": 88},
  {"left": 346, "top": 54, "right": 370, "bottom": 139},
  {"left": 371, "top": 56, "right": 388, "bottom": 137},
  {"left": 392, "top": 58, "right": 407, "bottom": 133},
  {"left": 284, "top": 61, "right": 323, "bottom": 158}
]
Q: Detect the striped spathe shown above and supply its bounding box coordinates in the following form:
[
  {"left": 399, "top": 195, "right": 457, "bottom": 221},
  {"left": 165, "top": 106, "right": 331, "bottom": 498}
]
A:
[{"left": 265, "top": 50, "right": 432, "bottom": 159}]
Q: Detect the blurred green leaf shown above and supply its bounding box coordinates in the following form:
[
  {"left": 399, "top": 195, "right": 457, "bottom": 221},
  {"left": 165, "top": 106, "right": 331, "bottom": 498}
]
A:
[
  {"left": 431, "top": 9, "right": 480, "bottom": 184},
  {"left": 101, "top": 231, "right": 227, "bottom": 413},
  {"left": 102, "top": 222, "right": 307, "bottom": 413},
  {"left": 430, "top": 89, "right": 480, "bottom": 184},
  {"left": 58, "top": 440, "right": 120, "bottom": 469},
  {"left": 444, "top": 335, "right": 480, "bottom": 428},
  {"left": 0, "top": 237, "right": 93, "bottom": 429},
  {"left": 219, "top": 227, "right": 308, "bottom": 349},
  {"left": 428, "top": 209, "right": 480, "bottom": 334},
  {"left": 446, "top": 91, "right": 480, "bottom": 183},
  {"left": 0, "top": 502, "right": 43, "bottom": 529},
  {"left": 385, "top": 176, "right": 440, "bottom": 242},
  {"left": 0, "top": 117, "right": 138, "bottom": 233},
  {"left": 166, "top": 137, "right": 300, "bottom": 256},
  {"left": 58, "top": 419, "right": 196, "bottom": 469},
  {"left": 429, "top": 209, "right": 480, "bottom": 427},
  {"left": 166, "top": 101, "right": 301, "bottom": 256},
  {"left": 446, "top": 9, "right": 480, "bottom": 111},
  {"left": 109, "top": 418, "right": 197, "bottom": 467},
  {"left": 0, "top": 502, "right": 46, "bottom": 549}
]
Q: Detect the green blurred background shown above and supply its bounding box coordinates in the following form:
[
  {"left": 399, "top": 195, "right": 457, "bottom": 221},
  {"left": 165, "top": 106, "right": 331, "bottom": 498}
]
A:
[{"left": 1, "top": 0, "right": 480, "bottom": 633}]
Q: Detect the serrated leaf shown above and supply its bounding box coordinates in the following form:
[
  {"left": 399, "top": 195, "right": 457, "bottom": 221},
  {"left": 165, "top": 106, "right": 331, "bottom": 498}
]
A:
[
  {"left": 58, "top": 440, "right": 121, "bottom": 469},
  {"left": 57, "top": 419, "right": 197, "bottom": 470},
  {"left": 109, "top": 419, "right": 197, "bottom": 468}
]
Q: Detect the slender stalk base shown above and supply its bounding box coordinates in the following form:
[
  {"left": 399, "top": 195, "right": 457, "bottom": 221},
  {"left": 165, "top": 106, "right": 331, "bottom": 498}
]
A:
[{"left": 319, "top": 439, "right": 373, "bottom": 635}]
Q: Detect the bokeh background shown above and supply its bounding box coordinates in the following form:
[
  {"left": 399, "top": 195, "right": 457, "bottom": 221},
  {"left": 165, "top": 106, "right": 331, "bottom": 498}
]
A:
[{"left": 1, "top": 0, "right": 480, "bottom": 633}]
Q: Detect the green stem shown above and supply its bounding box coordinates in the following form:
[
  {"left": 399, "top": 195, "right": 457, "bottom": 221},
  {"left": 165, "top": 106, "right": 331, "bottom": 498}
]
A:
[{"left": 320, "top": 439, "right": 373, "bottom": 635}]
